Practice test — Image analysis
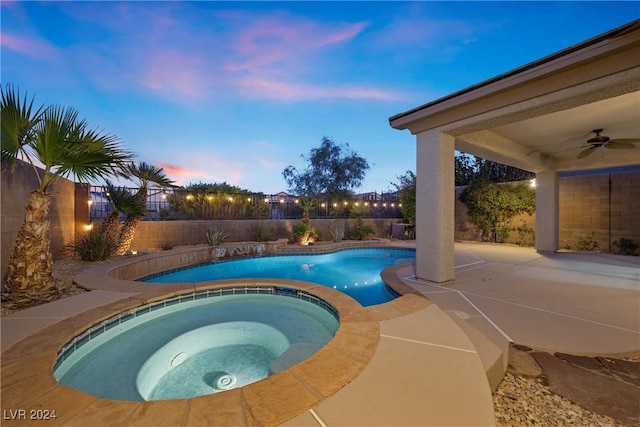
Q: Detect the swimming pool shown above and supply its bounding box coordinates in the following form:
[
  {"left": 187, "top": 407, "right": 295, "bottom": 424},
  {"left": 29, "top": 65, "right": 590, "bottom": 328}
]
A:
[
  {"left": 54, "top": 287, "right": 339, "bottom": 401},
  {"left": 144, "top": 248, "right": 416, "bottom": 306}
]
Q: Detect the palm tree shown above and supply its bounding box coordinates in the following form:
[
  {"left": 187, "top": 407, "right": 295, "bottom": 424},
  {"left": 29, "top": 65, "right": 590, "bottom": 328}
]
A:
[
  {"left": 115, "top": 161, "right": 175, "bottom": 255},
  {"left": 99, "top": 180, "right": 145, "bottom": 240},
  {"left": 1, "top": 85, "right": 132, "bottom": 304}
]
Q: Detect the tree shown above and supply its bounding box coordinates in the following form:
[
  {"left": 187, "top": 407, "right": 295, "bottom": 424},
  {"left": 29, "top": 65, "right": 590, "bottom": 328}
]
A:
[
  {"left": 455, "top": 154, "right": 534, "bottom": 185},
  {"left": 293, "top": 196, "right": 319, "bottom": 245},
  {"left": 282, "top": 136, "right": 370, "bottom": 198},
  {"left": 164, "top": 182, "right": 268, "bottom": 220},
  {"left": 115, "top": 162, "right": 176, "bottom": 255},
  {"left": 99, "top": 180, "right": 145, "bottom": 238},
  {"left": 1, "top": 85, "right": 132, "bottom": 304},
  {"left": 460, "top": 181, "right": 535, "bottom": 243},
  {"left": 393, "top": 170, "right": 416, "bottom": 224}
]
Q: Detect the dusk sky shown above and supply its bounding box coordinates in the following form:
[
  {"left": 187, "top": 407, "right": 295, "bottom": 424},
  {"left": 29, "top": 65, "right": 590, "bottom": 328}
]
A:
[{"left": 2, "top": 1, "right": 637, "bottom": 194}]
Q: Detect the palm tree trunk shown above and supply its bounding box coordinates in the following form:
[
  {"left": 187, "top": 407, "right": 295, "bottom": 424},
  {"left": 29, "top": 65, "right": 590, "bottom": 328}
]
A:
[
  {"left": 99, "top": 210, "right": 121, "bottom": 236},
  {"left": 4, "top": 191, "right": 58, "bottom": 304},
  {"left": 115, "top": 187, "right": 147, "bottom": 255},
  {"left": 115, "top": 216, "right": 140, "bottom": 255}
]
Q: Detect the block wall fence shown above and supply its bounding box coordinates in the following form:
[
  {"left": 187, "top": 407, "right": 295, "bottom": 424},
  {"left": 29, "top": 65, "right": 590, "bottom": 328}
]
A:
[{"left": 2, "top": 164, "right": 639, "bottom": 281}]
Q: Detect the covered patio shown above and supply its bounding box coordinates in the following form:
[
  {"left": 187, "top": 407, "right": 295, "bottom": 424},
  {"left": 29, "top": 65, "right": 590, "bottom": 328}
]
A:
[{"left": 389, "top": 19, "right": 640, "bottom": 284}]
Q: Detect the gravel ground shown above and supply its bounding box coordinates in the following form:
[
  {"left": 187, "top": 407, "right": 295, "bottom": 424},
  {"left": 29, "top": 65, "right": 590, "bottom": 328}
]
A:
[
  {"left": 494, "top": 373, "right": 621, "bottom": 426},
  {"left": 1, "top": 255, "right": 632, "bottom": 425}
]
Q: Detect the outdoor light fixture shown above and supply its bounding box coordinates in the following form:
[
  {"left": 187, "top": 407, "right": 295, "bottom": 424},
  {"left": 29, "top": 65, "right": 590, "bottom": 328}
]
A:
[
  {"left": 84, "top": 223, "right": 93, "bottom": 231},
  {"left": 186, "top": 194, "right": 194, "bottom": 200},
  {"left": 333, "top": 203, "right": 337, "bottom": 207},
  {"left": 530, "top": 179, "right": 537, "bottom": 188}
]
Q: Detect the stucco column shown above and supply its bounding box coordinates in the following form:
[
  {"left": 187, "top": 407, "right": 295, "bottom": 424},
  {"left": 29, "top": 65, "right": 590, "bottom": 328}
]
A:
[
  {"left": 415, "top": 130, "right": 455, "bottom": 284},
  {"left": 535, "top": 170, "right": 559, "bottom": 253}
]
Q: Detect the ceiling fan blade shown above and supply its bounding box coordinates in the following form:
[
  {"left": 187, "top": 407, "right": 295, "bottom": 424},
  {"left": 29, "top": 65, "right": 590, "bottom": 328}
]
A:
[
  {"left": 608, "top": 138, "right": 640, "bottom": 144},
  {"left": 604, "top": 142, "right": 636, "bottom": 150},
  {"left": 577, "top": 146, "right": 597, "bottom": 159}
]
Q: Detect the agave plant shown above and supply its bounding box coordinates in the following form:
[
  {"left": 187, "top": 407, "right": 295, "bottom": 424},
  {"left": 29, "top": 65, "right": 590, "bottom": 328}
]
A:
[
  {"left": 1, "top": 84, "right": 132, "bottom": 304},
  {"left": 205, "top": 227, "right": 227, "bottom": 246}
]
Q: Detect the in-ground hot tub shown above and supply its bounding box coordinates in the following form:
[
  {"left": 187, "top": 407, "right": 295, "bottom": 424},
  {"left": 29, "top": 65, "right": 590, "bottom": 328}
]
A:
[{"left": 54, "top": 286, "right": 339, "bottom": 401}]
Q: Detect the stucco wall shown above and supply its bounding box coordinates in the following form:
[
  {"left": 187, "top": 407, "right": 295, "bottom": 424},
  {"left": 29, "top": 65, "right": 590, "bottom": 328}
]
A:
[{"left": 1, "top": 160, "right": 77, "bottom": 281}]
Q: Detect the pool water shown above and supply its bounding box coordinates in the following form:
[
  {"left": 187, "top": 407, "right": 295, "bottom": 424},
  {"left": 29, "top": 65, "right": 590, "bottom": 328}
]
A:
[
  {"left": 54, "top": 291, "right": 339, "bottom": 401},
  {"left": 145, "top": 248, "right": 416, "bottom": 306}
]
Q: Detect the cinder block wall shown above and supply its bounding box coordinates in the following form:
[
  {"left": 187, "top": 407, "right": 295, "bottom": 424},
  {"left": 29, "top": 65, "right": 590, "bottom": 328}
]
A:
[
  {"left": 1, "top": 160, "right": 76, "bottom": 281},
  {"left": 3, "top": 166, "right": 638, "bottom": 281},
  {"left": 559, "top": 171, "right": 640, "bottom": 252},
  {"left": 128, "top": 218, "right": 399, "bottom": 249}
]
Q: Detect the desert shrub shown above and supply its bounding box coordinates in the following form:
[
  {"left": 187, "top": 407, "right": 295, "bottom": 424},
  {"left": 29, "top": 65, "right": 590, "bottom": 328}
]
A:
[
  {"left": 350, "top": 223, "right": 375, "bottom": 240},
  {"left": 576, "top": 234, "right": 600, "bottom": 252},
  {"left": 251, "top": 222, "right": 273, "bottom": 242},
  {"left": 205, "top": 227, "right": 227, "bottom": 246},
  {"left": 329, "top": 225, "right": 345, "bottom": 242},
  {"left": 612, "top": 237, "right": 639, "bottom": 256},
  {"left": 69, "top": 227, "right": 118, "bottom": 261}
]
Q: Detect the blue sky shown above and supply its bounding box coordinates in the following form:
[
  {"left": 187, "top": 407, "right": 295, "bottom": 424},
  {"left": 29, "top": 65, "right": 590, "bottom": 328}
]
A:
[{"left": 2, "top": 1, "right": 638, "bottom": 194}]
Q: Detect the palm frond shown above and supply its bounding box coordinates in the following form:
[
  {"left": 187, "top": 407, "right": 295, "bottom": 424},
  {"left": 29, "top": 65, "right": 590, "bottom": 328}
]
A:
[
  {"left": 0, "top": 84, "right": 45, "bottom": 168},
  {"left": 126, "top": 161, "right": 177, "bottom": 188}
]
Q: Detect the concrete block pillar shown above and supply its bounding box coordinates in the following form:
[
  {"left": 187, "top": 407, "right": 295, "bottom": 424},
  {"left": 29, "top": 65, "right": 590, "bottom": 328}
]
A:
[
  {"left": 75, "top": 183, "right": 91, "bottom": 239},
  {"left": 415, "top": 130, "right": 455, "bottom": 284},
  {"left": 535, "top": 170, "right": 559, "bottom": 253}
]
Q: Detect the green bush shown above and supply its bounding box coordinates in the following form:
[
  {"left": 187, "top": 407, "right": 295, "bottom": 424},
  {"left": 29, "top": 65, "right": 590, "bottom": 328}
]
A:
[
  {"left": 460, "top": 181, "right": 535, "bottom": 243},
  {"left": 292, "top": 223, "right": 320, "bottom": 245}
]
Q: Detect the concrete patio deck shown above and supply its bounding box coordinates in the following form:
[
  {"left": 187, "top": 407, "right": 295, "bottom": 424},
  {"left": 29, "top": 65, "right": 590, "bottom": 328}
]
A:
[{"left": 1, "top": 242, "right": 638, "bottom": 426}]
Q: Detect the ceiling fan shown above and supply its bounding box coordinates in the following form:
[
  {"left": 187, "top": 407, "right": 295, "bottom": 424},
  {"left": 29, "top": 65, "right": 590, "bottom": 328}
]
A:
[{"left": 577, "top": 129, "right": 640, "bottom": 159}]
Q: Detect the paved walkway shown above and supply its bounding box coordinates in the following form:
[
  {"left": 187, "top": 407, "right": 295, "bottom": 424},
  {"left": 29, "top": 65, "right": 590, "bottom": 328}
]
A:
[{"left": 398, "top": 242, "right": 640, "bottom": 356}]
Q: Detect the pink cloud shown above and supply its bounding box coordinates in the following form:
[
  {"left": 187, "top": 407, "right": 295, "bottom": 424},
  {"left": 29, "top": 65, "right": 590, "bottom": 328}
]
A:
[
  {"left": 235, "top": 75, "right": 401, "bottom": 101},
  {"left": 140, "top": 51, "right": 211, "bottom": 99},
  {"left": 0, "top": 32, "right": 59, "bottom": 60},
  {"left": 225, "top": 17, "right": 367, "bottom": 73}
]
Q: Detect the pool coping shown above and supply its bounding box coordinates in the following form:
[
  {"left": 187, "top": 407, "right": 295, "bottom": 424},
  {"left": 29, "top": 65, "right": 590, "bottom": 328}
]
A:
[{"left": 1, "top": 243, "right": 440, "bottom": 426}]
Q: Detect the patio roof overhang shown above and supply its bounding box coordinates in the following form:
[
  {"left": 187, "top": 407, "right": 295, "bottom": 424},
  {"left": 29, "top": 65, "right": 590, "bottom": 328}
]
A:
[{"left": 389, "top": 19, "right": 640, "bottom": 174}]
